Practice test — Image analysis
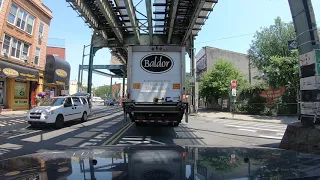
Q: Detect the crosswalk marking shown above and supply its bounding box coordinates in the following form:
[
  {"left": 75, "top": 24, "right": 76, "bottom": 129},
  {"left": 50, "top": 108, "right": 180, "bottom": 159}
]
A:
[
  {"left": 259, "top": 135, "right": 283, "bottom": 140},
  {"left": 225, "top": 124, "right": 284, "bottom": 132},
  {"left": 238, "top": 128, "right": 256, "bottom": 132}
]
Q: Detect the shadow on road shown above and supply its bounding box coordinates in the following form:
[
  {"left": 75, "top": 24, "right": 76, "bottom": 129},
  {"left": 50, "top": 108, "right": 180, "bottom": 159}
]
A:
[
  {"left": 114, "top": 123, "right": 206, "bottom": 146},
  {"left": 0, "top": 108, "right": 126, "bottom": 160}
]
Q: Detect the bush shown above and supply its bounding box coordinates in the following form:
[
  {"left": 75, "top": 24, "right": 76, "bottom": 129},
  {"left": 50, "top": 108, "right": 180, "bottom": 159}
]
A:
[{"left": 236, "top": 83, "right": 267, "bottom": 115}]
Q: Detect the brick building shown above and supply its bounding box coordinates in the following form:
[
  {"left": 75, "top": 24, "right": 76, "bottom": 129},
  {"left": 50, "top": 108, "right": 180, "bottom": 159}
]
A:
[
  {"left": 46, "top": 38, "right": 66, "bottom": 60},
  {"left": 0, "top": 0, "right": 52, "bottom": 110}
]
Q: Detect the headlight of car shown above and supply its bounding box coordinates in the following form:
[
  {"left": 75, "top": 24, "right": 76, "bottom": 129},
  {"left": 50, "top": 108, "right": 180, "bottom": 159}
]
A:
[{"left": 43, "top": 110, "right": 54, "bottom": 115}]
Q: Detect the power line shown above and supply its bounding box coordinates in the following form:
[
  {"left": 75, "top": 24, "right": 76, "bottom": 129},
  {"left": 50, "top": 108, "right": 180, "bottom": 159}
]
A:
[
  {"left": 195, "top": 33, "right": 255, "bottom": 44},
  {"left": 195, "top": 21, "right": 320, "bottom": 45}
]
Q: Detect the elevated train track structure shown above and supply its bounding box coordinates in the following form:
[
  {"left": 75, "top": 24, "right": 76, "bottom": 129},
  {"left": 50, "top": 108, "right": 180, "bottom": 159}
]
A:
[
  {"left": 66, "top": 0, "right": 217, "bottom": 110},
  {"left": 66, "top": 0, "right": 320, "bottom": 130}
]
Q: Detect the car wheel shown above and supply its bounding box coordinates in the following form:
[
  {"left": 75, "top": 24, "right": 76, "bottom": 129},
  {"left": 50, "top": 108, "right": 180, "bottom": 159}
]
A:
[
  {"left": 81, "top": 112, "right": 88, "bottom": 122},
  {"left": 55, "top": 115, "right": 64, "bottom": 129}
]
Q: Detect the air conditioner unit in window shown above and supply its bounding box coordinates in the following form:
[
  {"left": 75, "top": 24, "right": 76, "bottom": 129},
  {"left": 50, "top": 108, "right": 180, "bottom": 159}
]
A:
[
  {"left": 38, "top": 34, "right": 43, "bottom": 40},
  {"left": 22, "top": 55, "right": 29, "bottom": 63},
  {"left": 2, "top": 49, "right": 8, "bottom": 57}
]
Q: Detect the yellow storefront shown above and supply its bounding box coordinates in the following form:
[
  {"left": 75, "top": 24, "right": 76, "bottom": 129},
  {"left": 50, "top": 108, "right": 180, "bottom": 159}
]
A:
[{"left": 0, "top": 61, "right": 39, "bottom": 110}]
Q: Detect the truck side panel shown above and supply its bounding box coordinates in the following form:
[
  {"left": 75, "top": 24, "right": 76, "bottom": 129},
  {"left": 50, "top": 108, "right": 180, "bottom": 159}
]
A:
[{"left": 130, "top": 50, "right": 183, "bottom": 103}]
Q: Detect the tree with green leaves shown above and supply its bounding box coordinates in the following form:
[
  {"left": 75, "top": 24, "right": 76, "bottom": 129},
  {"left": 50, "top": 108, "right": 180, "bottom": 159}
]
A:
[
  {"left": 94, "top": 85, "right": 111, "bottom": 98},
  {"left": 248, "top": 17, "right": 299, "bottom": 89},
  {"left": 200, "top": 59, "right": 247, "bottom": 101}
]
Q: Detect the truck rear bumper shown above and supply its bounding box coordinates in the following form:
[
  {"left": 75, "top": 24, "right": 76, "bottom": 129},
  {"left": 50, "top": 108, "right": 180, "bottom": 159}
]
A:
[{"left": 123, "top": 102, "right": 188, "bottom": 122}]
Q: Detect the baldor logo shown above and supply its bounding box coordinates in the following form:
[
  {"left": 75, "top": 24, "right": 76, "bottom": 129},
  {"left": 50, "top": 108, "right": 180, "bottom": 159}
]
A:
[
  {"left": 3, "top": 68, "right": 19, "bottom": 77},
  {"left": 140, "top": 54, "right": 174, "bottom": 73},
  {"left": 141, "top": 169, "right": 174, "bottom": 180},
  {"left": 55, "top": 69, "right": 67, "bottom": 78}
]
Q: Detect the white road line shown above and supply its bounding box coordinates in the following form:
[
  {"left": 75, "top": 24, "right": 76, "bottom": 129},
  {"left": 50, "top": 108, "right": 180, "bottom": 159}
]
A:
[
  {"left": 8, "top": 130, "right": 42, "bottom": 139},
  {"left": 225, "top": 124, "right": 284, "bottom": 132},
  {"left": 149, "top": 139, "right": 166, "bottom": 145},
  {"left": 238, "top": 128, "right": 256, "bottom": 132},
  {"left": 259, "top": 135, "right": 283, "bottom": 140},
  {"left": 276, "top": 133, "right": 284, "bottom": 136},
  {"left": 119, "top": 140, "right": 151, "bottom": 144}
]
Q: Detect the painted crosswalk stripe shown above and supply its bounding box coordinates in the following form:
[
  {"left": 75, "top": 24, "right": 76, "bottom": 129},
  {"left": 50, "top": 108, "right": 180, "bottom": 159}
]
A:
[
  {"left": 225, "top": 124, "right": 283, "bottom": 132},
  {"left": 238, "top": 128, "right": 256, "bottom": 132},
  {"left": 259, "top": 135, "right": 283, "bottom": 140},
  {"left": 8, "top": 130, "right": 42, "bottom": 139}
]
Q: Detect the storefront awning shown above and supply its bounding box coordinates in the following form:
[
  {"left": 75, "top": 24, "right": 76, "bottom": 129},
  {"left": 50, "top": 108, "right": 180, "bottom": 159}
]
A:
[
  {"left": 45, "top": 55, "right": 71, "bottom": 86},
  {"left": 0, "top": 60, "right": 39, "bottom": 81}
]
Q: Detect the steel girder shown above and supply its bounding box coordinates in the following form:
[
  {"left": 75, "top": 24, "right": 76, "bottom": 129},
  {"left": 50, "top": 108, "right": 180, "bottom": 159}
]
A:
[{"left": 124, "top": 0, "right": 140, "bottom": 44}]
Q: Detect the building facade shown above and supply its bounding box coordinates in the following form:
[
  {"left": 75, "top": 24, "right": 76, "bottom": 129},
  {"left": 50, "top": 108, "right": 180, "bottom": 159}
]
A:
[
  {"left": 196, "top": 46, "right": 260, "bottom": 108},
  {"left": 0, "top": 0, "right": 52, "bottom": 110},
  {"left": 196, "top": 46, "right": 260, "bottom": 84},
  {"left": 46, "top": 38, "right": 66, "bottom": 60}
]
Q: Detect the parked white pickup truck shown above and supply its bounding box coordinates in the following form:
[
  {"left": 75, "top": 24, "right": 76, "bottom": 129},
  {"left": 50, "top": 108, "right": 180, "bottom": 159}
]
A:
[{"left": 27, "top": 96, "right": 91, "bottom": 128}]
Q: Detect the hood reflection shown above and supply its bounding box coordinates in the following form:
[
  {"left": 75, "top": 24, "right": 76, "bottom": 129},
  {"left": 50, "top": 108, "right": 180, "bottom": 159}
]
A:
[{"left": 1, "top": 146, "right": 320, "bottom": 180}]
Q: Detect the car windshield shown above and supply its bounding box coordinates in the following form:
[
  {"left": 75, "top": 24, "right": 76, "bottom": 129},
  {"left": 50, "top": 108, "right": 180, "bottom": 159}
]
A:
[{"left": 40, "top": 98, "right": 65, "bottom": 106}]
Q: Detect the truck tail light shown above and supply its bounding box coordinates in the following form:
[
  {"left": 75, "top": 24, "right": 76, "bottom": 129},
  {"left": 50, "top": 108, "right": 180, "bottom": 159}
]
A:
[
  {"left": 182, "top": 152, "right": 186, "bottom": 157},
  {"left": 182, "top": 94, "right": 186, "bottom": 101}
]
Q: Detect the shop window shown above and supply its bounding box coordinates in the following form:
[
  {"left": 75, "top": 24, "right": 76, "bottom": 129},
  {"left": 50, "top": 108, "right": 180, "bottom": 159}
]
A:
[
  {"left": 8, "top": 4, "right": 18, "bottom": 24},
  {"left": 11, "top": 39, "right": 22, "bottom": 59},
  {"left": 8, "top": 3, "right": 35, "bottom": 35},
  {"left": 22, "top": 44, "right": 29, "bottom": 57},
  {"left": 14, "top": 82, "right": 27, "bottom": 98},
  {"left": 34, "top": 47, "right": 40, "bottom": 65},
  {"left": 16, "top": 9, "right": 27, "bottom": 30},
  {"left": 2, "top": 35, "right": 11, "bottom": 55},
  {"left": 38, "top": 22, "right": 44, "bottom": 38},
  {"left": 26, "top": 15, "right": 34, "bottom": 34},
  {"left": 3, "top": 34, "right": 30, "bottom": 60}
]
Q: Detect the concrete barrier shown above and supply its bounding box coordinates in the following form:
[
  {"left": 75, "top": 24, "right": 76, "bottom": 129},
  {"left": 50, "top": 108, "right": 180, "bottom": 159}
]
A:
[{"left": 280, "top": 122, "right": 320, "bottom": 154}]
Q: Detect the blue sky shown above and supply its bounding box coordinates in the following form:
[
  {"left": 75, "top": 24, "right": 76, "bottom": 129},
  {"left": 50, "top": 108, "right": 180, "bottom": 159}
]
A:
[{"left": 42, "top": 0, "right": 320, "bottom": 87}]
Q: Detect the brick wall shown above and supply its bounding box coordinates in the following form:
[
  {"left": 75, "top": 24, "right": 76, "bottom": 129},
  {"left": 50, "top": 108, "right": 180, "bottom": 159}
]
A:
[
  {"left": 0, "top": 0, "right": 52, "bottom": 70},
  {"left": 46, "top": 46, "right": 66, "bottom": 60}
]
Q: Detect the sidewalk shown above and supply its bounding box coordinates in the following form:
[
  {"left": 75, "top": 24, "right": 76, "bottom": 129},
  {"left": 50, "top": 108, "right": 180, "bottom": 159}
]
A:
[
  {"left": 195, "top": 109, "right": 298, "bottom": 124},
  {"left": 0, "top": 110, "right": 28, "bottom": 117}
]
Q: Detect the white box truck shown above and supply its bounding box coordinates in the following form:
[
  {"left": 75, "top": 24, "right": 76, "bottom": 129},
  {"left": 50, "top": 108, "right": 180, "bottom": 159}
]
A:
[{"left": 123, "top": 46, "right": 189, "bottom": 126}]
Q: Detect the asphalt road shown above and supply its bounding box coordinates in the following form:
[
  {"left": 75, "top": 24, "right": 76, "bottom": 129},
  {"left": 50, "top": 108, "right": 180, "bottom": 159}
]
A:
[
  {"left": 0, "top": 108, "right": 287, "bottom": 160},
  {"left": 0, "top": 104, "right": 108, "bottom": 133}
]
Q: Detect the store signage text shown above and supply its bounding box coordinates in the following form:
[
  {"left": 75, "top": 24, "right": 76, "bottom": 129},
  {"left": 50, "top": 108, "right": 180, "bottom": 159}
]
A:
[
  {"left": 14, "top": 99, "right": 28, "bottom": 106},
  {"left": 3, "top": 68, "right": 19, "bottom": 78},
  {"left": 56, "top": 81, "right": 66, "bottom": 86},
  {"left": 55, "top": 69, "right": 68, "bottom": 78}
]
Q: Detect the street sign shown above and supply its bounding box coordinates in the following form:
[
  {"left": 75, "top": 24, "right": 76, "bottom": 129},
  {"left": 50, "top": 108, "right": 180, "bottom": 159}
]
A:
[
  {"left": 232, "top": 89, "right": 236, "bottom": 96},
  {"left": 288, "top": 40, "right": 298, "bottom": 50},
  {"left": 189, "top": 76, "right": 195, "bottom": 83},
  {"left": 231, "top": 80, "right": 237, "bottom": 89}
]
